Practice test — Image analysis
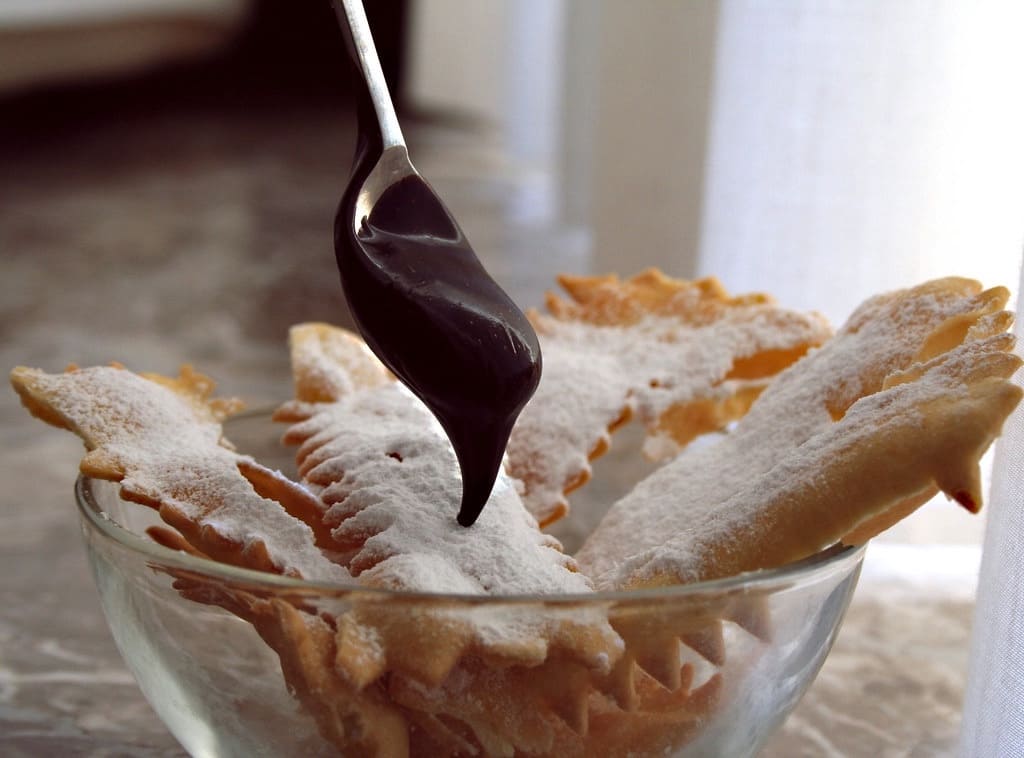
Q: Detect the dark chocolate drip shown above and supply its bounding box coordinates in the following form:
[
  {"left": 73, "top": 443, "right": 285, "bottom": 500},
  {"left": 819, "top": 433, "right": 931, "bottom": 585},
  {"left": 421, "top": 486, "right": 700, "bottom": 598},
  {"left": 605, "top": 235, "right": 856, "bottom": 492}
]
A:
[{"left": 335, "top": 82, "right": 541, "bottom": 526}]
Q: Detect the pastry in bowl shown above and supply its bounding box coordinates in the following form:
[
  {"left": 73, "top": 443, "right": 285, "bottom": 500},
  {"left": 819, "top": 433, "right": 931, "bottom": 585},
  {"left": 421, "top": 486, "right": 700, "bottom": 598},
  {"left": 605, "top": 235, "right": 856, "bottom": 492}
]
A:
[{"left": 10, "top": 271, "right": 1021, "bottom": 756}]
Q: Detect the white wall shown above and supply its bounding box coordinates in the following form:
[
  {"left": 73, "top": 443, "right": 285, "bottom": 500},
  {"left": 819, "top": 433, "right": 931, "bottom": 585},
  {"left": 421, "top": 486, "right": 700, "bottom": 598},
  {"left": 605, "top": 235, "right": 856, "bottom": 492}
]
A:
[
  {"left": 406, "top": 0, "right": 507, "bottom": 124},
  {"left": 586, "top": 1, "right": 719, "bottom": 277},
  {"left": 408, "top": 0, "right": 721, "bottom": 273},
  {"left": 697, "top": 0, "right": 1024, "bottom": 325}
]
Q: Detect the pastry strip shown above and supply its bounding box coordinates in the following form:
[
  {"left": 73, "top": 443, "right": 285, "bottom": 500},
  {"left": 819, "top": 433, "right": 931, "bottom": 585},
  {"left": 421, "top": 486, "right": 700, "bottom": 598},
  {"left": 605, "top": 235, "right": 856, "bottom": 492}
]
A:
[
  {"left": 9, "top": 364, "right": 416, "bottom": 754},
  {"left": 280, "top": 380, "right": 624, "bottom": 688},
  {"left": 10, "top": 364, "right": 348, "bottom": 583},
  {"left": 578, "top": 278, "right": 1022, "bottom": 588},
  {"left": 510, "top": 269, "right": 832, "bottom": 526},
  {"left": 277, "top": 322, "right": 749, "bottom": 750}
]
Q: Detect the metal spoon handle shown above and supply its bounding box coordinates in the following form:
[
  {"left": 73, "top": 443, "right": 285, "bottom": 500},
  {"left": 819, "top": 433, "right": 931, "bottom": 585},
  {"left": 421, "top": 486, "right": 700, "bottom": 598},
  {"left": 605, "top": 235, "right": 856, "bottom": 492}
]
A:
[{"left": 333, "top": 0, "right": 406, "bottom": 150}]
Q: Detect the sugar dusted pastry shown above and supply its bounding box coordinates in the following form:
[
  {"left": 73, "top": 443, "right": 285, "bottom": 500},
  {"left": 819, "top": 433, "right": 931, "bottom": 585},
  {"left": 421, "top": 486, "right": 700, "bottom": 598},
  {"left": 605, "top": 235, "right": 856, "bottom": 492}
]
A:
[
  {"left": 276, "top": 325, "right": 623, "bottom": 684},
  {"left": 509, "top": 269, "right": 832, "bottom": 526},
  {"left": 9, "top": 363, "right": 347, "bottom": 583},
  {"left": 8, "top": 359, "right": 624, "bottom": 755},
  {"left": 10, "top": 270, "right": 1021, "bottom": 758},
  {"left": 283, "top": 321, "right": 392, "bottom": 406},
  {"left": 10, "top": 363, "right": 414, "bottom": 753},
  {"left": 272, "top": 322, "right": 733, "bottom": 756},
  {"left": 388, "top": 654, "right": 724, "bottom": 758},
  {"left": 578, "top": 278, "right": 1023, "bottom": 588},
  {"left": 144, "top": 539, "right": 412, "bottom": 756}
]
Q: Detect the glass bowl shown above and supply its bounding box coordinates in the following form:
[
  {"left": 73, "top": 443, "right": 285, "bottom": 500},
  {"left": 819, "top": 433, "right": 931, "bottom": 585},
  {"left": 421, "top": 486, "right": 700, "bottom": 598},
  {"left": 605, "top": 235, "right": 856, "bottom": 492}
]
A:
[{"left": 75, "top": 410, "right": 864, "bottom": 757}]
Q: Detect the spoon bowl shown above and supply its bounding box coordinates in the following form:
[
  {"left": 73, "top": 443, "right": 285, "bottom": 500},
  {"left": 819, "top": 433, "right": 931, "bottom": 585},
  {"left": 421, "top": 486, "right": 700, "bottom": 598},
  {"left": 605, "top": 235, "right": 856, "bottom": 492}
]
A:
[{"left": 351, "top": 144, "right": 417, "bottom": 229}]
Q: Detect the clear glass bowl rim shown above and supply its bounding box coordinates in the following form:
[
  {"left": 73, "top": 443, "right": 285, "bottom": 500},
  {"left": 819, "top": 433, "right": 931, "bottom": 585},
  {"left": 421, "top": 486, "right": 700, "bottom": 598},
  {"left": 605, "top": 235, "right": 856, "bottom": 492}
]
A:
[{"left": 76, "top": 472, "right": 865, "bottom": 606}]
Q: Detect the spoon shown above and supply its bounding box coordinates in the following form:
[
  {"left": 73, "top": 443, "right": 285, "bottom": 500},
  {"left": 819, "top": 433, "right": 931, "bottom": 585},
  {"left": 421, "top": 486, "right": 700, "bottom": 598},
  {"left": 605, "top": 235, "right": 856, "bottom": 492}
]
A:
[{"left": 331, "top": 0, "right": 543, "bottom": 527}]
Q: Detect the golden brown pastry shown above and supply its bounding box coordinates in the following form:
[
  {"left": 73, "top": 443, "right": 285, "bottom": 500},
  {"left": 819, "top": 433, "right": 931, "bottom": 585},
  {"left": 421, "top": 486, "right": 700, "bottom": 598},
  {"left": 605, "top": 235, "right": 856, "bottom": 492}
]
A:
[
  {"left": 578, "top": 278, "right": 1022, "bottom": 588},
  {"left": 510, "top": 269, "right": 832, "bottom": 526}
]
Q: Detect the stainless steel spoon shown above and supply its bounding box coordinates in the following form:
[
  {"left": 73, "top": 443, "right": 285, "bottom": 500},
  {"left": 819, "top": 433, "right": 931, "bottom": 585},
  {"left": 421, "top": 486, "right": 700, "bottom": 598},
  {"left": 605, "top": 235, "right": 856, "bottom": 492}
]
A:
[
  {"left": 332, "top": 0, "right": 415, "bottom": 229},
  {"left": 331, "top": 0, "right": 542, "bottom": 527}
]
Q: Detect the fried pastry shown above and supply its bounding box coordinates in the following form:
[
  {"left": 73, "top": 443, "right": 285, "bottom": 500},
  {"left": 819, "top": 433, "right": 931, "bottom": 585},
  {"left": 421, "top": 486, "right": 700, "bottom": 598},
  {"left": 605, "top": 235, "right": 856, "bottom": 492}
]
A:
[
  {"left": 154, "top": 548, "right": 411, "bottom": 756},
  {"left": 11, "top": 270, "right": 1021, "bottom": 758},
  {"left": 10, "top": 363, "right": 417, "bottom": 753},
  {"left": 9, "top": 363, "right": 348, "bottom": 582},
  {"left": 578, "top": 278, "right": 1022, "bottom": 588},
  {"left": 576, "top": 671, "right": 723, "bottom": 758},
  {"left": 277, "top": 347, "right": 623, "bottom": 687},
  {"left": 276, "top": 322, "right": 736, "bottom": 754},
  {"left": 509, "top": 269, "right": 832, "bottom": 526},
  {"left": 390, "top": 657, "right": 724, "bottom": 758},
  {"left": 277, "top": 322, "right": 393, "bottom": 413}
]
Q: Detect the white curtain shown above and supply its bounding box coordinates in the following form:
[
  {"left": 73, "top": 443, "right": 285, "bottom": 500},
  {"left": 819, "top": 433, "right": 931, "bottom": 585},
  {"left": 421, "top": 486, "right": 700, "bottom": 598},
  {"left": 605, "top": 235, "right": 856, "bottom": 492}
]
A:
[
  {"left": 960, "top": 255, "right": 1024, "bottom": 755},
  {"left": 695, "top": 0, "right": 1023, "bottom": 326}
]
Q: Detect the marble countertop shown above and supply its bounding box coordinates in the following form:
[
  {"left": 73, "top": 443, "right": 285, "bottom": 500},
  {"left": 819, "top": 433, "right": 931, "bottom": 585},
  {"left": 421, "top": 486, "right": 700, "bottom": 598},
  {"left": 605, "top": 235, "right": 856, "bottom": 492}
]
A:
[{"left": 0, "top": 96, "right": 977, "bottom": 757}]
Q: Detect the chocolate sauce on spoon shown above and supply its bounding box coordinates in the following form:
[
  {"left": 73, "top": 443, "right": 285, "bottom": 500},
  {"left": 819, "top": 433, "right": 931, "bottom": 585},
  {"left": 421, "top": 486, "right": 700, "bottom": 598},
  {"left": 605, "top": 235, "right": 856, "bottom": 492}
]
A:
[{"left": 333, "top": 1, "right": 542, "bottom": 526}]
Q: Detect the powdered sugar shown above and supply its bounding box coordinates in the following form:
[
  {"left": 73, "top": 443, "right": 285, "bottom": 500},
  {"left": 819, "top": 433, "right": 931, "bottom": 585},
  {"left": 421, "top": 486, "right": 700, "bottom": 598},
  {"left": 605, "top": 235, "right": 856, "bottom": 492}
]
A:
[
  {"left": 508, "top": 303, "right": 831, "bottom": 524},
  {"left": 577, "top": 279, "right": 1019, "bottom": 588},
  {"left": 287, "top": 383, "right": 593, "bottom": 597},
  {"left": 287, "top": 323, "right": 392, "bottom": 404},
  {"left": 14, "top": 277, "right": 1014, "bottom": 604},
  {"left": 13, "top": 365, "right": 349, "bottom": 584}
]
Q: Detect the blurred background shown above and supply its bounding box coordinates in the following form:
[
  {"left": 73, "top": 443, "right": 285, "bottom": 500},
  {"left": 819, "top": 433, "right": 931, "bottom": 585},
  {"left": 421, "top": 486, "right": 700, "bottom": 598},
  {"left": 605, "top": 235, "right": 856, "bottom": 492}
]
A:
[
  {"left": 2, "top": 2, "right": 1023, "bottom": 755},
  {"left": 3, "top": 0, "right": 1021, "bottom": 535}
]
